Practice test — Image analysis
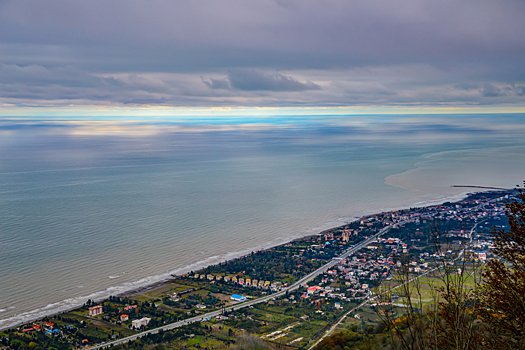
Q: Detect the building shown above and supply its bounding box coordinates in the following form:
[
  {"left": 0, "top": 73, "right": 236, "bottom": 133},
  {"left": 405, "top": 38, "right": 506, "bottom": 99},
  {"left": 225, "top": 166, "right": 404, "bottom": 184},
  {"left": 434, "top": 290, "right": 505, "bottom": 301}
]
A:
[
  {"left": 88, "top": 305, "right": 103, "bottom": 316},
  {"left": 474, "top": 251, "right": 487, "bottom": 261},
  {"left": 120, "top": 314, "right": 129, "bottom": 321},
  {"left": 230, "top": 294, "right": 247, "bottom": 302},
  {"left": 307, "top": 286, "right": 323, "bottom": 294},
  {"left": 132, "top": 317, "right": 151, "bottom": 329}
]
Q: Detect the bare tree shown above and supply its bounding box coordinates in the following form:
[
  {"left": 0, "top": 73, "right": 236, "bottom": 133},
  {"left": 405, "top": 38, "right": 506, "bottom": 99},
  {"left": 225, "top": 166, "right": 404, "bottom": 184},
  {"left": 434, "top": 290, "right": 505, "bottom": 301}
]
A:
[
  {"left": 376, "top": 225, "right": 484, "bottom": 350},
  {"left": 476, "top": 185, "right": 525, "bottom": 350}
]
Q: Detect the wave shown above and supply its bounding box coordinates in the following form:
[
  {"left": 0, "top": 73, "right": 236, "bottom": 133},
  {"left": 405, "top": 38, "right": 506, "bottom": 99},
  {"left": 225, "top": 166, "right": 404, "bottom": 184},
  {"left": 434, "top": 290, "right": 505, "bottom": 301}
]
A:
[
  {"left": 0, "top": 181, "right": 507, "bottom": 331},
  {"left": 0, "top": 233, "right": 331, "bottom": 330}
]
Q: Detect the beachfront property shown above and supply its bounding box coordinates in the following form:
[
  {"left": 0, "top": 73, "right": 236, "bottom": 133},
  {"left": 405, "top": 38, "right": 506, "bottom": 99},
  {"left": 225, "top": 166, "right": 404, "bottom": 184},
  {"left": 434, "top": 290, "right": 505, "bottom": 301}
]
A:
[
  {"left": 132, "top": 317, "right": 151, "bottom": 329},
  {"left": 88, "top": 305, "right": 103, "bottom": 316},
  {"left": 230, "top": 294, "right": 247, "bottom": 302}
]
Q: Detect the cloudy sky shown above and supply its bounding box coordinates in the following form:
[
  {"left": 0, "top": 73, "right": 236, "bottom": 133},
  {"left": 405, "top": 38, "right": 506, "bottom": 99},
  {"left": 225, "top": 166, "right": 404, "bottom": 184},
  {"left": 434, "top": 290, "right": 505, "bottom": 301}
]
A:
[{"left": 1, "top": 0, "right": 525, "bottom": 114}]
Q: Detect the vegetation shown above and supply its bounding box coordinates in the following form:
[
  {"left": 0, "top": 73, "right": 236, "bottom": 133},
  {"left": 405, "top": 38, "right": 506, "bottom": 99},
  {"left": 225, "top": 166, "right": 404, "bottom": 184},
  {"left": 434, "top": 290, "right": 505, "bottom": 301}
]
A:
[
  {"left": 477, "top": 185, "right": 525, "bottom": 349},
  {"left": 2, "top": 188, "right": 515, "bottom": 349},
  {"left": 316, "top": 184, "right": 525, "bottom": 350}
]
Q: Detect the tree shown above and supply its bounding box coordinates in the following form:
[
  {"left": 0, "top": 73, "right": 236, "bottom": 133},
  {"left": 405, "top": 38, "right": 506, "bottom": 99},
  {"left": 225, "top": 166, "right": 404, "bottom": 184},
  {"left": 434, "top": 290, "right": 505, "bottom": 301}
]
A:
[
  {"left": 376, "top": 223, "right": 485, "bottom": 350},
  {"left": 477, "top": 185, "right": 525, "bottom": 349}
]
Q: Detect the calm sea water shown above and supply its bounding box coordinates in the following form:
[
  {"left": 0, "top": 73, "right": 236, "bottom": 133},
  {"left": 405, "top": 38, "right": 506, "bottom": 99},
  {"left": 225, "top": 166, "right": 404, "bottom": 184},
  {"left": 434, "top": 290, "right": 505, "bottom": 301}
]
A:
[{"left": 1, "top": 114, "right": 524, "bottom": 329}]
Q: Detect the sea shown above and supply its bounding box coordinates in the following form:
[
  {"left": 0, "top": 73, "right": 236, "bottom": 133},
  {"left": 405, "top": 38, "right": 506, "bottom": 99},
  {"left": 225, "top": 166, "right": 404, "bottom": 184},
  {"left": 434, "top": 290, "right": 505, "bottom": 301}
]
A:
[{"left": 1, "top": 113, "right": 524, "bottom": 329}]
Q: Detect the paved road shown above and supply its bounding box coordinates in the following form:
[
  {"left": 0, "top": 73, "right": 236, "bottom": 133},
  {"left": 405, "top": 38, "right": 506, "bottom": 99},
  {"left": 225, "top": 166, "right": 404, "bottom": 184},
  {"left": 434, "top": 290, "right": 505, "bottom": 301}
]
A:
[
  {"left": 307, "top": 215, "right": 489, "bottom": 349},
  {"left": 89, "top": 225, "right": 396, "bottom": 349}
]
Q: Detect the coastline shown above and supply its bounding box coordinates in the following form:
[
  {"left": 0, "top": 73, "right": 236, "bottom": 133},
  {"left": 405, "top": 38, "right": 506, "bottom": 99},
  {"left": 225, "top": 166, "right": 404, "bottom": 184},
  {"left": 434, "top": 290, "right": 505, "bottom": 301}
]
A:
[{"left": 0, "top": 187, "right": 496, "bottom": 331}]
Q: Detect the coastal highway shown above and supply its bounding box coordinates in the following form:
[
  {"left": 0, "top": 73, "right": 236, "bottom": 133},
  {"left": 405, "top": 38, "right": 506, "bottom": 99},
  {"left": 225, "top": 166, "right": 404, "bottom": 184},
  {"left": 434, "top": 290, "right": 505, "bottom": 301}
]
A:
[
  {"left": 89, "top": 224, "right": 398, "bottom": 349},
  {"left": 89, "top": 200, "right": 497, "bottom": 348}
]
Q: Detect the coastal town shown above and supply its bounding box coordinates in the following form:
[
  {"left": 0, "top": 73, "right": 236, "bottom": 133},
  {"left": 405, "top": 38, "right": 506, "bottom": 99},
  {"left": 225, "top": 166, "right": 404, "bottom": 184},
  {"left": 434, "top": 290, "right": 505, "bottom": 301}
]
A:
[{"left": 0, "top": 189, "right": 514, "bottom": 350}]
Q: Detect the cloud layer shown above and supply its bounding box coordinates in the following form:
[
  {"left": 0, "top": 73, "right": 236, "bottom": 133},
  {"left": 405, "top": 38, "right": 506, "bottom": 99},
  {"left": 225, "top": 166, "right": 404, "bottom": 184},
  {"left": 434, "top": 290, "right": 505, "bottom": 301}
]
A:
[{"left": 1, "top": 0, "right": 524, "bottom": 109}]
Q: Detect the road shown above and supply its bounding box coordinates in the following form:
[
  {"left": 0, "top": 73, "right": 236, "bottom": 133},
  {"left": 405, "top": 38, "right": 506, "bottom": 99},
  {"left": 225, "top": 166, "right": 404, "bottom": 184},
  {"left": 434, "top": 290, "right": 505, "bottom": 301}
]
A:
[
  {"left": 89, "top": 224, "right": 396, "bottom": 349},
  {"left": 307, "top": 215, "right": 489, "bottom": 349}
]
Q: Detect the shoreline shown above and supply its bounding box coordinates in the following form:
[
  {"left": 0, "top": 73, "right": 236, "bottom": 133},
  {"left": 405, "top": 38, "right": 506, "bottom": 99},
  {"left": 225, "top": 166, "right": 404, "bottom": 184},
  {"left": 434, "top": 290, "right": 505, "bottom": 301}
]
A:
[{"left": 0, "top": 187, "right": 506, "bottom": 331}]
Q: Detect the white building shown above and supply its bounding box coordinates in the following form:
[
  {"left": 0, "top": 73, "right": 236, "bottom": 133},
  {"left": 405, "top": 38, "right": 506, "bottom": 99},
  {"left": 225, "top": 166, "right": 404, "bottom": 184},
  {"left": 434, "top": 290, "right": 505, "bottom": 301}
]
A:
[
  {"left": 230, "top": 294, "right": 247, "bottom": 302},
  {"left": 88, "top": 305, "right": 103, "bottom": 316},
  {"left": 132, "top": 317, "right": 151, "bottom": 329}
]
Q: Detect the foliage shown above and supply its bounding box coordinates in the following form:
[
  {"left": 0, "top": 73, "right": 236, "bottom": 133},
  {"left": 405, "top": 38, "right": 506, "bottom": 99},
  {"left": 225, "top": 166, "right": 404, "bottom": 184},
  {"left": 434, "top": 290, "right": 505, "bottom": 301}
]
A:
[{"left": 477, "top": 184, "right": 525, "bottom": 349}]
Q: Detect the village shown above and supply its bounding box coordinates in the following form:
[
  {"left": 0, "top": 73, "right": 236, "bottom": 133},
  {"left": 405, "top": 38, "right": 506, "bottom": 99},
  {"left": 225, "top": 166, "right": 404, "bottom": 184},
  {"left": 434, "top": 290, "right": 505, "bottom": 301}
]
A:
[{"left": 0, "top": 189, "right": 514, "bottom": 349}]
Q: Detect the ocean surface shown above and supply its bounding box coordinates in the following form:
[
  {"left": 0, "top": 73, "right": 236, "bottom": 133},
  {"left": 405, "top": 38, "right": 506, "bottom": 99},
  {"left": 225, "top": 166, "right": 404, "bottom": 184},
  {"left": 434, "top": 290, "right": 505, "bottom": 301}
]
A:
[{"left": 1, "top": 113, "right": 525, "bottom": 329}]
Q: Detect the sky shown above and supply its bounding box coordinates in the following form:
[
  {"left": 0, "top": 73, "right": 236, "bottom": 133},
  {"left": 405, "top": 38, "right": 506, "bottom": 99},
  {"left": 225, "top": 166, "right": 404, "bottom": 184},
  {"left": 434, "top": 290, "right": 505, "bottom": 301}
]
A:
[{"left": 1, "top": 0, "right": 525, "bottom": 115}]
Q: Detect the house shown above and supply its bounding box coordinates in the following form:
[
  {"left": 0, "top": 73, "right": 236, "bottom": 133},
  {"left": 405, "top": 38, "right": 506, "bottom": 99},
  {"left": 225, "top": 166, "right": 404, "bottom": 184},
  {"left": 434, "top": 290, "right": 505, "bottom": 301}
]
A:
[
  {"left": 475, "top": 251, "right": 487, "bottom": 261},
  {"left": 120, "top": 314, "right": 129, "bottom": 321},
  {"left": 88, "top": 305, "right": 103, "bottom": 316},
  {"left": 230, "top": 294, "right": 247, "bottom": 302},
  {"left": 132, "top": 317, "right": 151, "bottom": 329},
  {"left": 307, "top": 286, "right": 323, "bottom": 294}
]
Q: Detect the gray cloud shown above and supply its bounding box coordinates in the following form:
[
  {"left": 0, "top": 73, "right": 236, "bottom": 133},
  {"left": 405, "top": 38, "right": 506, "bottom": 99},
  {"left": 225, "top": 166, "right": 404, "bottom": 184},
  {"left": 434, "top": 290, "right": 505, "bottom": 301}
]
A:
[
  {"left": 201, "top": 71, "right": 321, "bottom": 92},
  {"left": 481, "top": 83, "right": 504, "bottom": 97},
  {"left": 228, "top": 70, "right": 321, "bottom": 91},
  {"left": 0, "top": 0, "right": 524, "bottom": 108},
  {"left": 201, "top": 77, "right": 231, "bottom": 90}
]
